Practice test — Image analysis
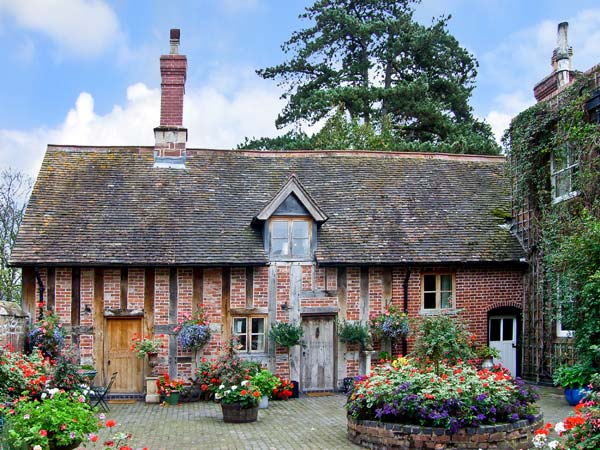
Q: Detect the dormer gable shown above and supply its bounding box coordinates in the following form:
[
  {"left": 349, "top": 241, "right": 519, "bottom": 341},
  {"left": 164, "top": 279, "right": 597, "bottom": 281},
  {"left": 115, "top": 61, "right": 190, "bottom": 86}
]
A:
[{"left": 253, "top": 174, "right": 327, "bottom": 224}]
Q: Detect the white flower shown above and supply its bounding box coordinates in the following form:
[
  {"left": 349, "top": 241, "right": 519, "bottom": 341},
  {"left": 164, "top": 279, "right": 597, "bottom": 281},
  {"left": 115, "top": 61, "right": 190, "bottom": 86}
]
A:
[
  {"left": 241, "top": 380, "right": 249, "bottom": 386},
  {"left": 23, "top": 414, "right": 30, "bottom": 420},
  {"left": 40, "top": 393, "right": 47, "bottom": 399},
  {"left": 33, "top": 446, "right": 42, "bottom": 450},
  {"left": 225, "top": 390, "right": 231, "bottom": 396},
  {"left": 219, "top": 384, "right": 225, "bottom": 390},
  {"left": 548, "top": 441, "right": 559, "bottom": 450},
  {"left": 215, "top": 393, "right": 222, "bottom": 400},
  {"left": 231, "top": 385, "right": 237, "bottom": 390},
  {"left": 555, "top": 422, "right": 566, "bottom": 434}
]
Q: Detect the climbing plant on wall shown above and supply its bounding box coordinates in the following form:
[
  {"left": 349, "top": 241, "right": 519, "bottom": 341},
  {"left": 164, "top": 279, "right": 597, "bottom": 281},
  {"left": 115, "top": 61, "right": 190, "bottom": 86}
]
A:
[{"left": 504, "top": 73, "right": 600, "bottom": 370}]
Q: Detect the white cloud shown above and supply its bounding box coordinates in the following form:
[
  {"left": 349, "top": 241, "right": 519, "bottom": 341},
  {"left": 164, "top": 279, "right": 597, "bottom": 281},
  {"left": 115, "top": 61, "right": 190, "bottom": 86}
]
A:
[
  {"left": 0, "top": 73, "right": 284, "bottom": 177},
  {"left": 480, "top": 8, "right": 600, "bottom": 143},
  {"left": 485, "top": 91, "right": 534, "bottom": 143},
  {"left": 0, "top": 0, "right": 120, "bottom": 56}
]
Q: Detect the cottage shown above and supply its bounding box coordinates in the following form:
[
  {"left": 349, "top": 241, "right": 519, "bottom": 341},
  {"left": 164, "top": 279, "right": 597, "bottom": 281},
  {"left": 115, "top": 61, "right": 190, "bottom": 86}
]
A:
[{"left": 10, "top": 30, "right": 525, "bottom": 396}]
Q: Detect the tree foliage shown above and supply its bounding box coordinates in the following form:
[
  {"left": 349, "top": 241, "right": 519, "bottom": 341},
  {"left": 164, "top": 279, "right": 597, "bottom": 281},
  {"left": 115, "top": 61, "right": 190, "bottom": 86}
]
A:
[
  {"left": 0, "top": 168, "right": 32, "bottom": 303},
  {"left": 244, "top": 0, "right": 499, "bottom": 154}
]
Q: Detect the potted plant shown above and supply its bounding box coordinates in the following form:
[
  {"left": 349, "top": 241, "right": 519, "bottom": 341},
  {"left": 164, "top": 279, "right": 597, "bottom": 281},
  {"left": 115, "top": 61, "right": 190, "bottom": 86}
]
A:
[
  {"left": 477, "top": 344, "right": 500, "bottom": 369},
  {"left": 553, "top": 363, "right": 593, "bottom": 405},
  {"left": 269, "top": 321, "right": 303, "bottom": 397},
  {"left": 130, "top": 333, "right": 164, "bottom": 367},
  {"left": 156, "top": 373, "right": 185, "bottom": 405},
  {"left": 369, "top": 305, "right": 410, "bottom": 340},
  {"left": 3, "top": 390, "right": 99, "bottom": 450},
  {"left": 272, "top": 377, "right": 295, "bottom": 400},
  {"left": 251, "top": 369, "right": 279, "bottom": 408},
  {"left": 173, "top": 305, "right": 211, "bottom": 352},
  {"left": 337, "top": 320, "right": 372, "bottom": 350},
  {"left": 215, "top": 380, "right": 261, "bottom": 423},
  {"left": 28, "top": 312, "right": 65, "bottom": 359}
]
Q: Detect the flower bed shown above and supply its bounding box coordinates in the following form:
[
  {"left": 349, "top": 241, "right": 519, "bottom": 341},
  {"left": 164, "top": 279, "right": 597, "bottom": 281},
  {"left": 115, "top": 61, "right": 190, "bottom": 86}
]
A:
[
  {"left": 346, "top": 358, "right": 540, "bottom": 449},
  {"left": 348, "top": 414, "right": 543, "bottom": 450}
]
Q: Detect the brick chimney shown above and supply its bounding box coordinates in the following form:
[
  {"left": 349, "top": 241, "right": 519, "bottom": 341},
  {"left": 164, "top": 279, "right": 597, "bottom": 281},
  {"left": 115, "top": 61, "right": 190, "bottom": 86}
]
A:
[
  {"left": 154, "top": 28, "right": 187, "bottom": 168},
  {"left": 534, "top": 22, "right": 574, "bottom": 102}
]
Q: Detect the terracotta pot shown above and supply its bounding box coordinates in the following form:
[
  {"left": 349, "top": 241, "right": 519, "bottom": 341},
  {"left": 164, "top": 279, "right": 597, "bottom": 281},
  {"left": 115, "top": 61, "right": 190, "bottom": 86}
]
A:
[{"left": 221, "top": 403, "right": 258, "bottom": 423}]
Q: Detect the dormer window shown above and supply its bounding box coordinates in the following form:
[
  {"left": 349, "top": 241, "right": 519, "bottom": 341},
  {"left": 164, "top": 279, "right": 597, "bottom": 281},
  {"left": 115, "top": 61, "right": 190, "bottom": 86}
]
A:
[
  {"left": 271, "top": 218, "right": 311, "bottom": 258},
  {"left": 253, "top": 175, "right": 327, "bottom": 262}
]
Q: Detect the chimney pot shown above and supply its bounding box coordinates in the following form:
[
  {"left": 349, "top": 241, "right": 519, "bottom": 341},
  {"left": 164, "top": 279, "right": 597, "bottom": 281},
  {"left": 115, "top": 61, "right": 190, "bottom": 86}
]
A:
[{"left": 169, "top": 28, "right": 180, "bottom": 54}]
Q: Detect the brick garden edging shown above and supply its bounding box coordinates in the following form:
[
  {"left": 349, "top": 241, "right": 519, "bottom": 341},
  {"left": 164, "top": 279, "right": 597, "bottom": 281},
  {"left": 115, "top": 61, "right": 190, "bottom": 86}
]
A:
[{"left": 347, "top": 414, "right": 543, "bottom": 450}]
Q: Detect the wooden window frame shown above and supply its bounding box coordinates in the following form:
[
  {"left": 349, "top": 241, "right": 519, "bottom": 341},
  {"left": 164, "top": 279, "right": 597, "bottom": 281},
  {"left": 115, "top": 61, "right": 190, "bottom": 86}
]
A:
[
  {"left": 269, "top": 217, "right": 312, "bottom": 261},
  {"left": 232, "top": 315, "right": 268, "bottom": 353},
  {"left": 420, "top": 273, "right": 456, "bottom": 312},
  {"left": 551, "top": 145, "right": 579, "bottom": 203}
]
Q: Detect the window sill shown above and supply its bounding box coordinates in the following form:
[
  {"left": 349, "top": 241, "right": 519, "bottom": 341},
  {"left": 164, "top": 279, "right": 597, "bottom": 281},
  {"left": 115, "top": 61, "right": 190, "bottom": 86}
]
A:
[
  {"left": 419, "top": 308, "right": 462, "bottom": 316},
  {"left": 552, "top": 190, "right": 579, "bottom": 204}
]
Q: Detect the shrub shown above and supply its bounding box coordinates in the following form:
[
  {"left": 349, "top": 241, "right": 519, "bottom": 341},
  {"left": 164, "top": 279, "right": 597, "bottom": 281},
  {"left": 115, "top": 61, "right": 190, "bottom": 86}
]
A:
[
  {"left": 272, "top": 377, "right": 295, "bottom": 400},
  {"left": 215, "top": 379, "right": 261, "bottom": 409},
  {"left": 412, "top": 315, "right": 476, "bottom": 373},
  {"left": 3, "top": 390, "right": 99, "bottom": 450},
  {"left": 553, "top": 363, "right": 595, "bottom": 389},
  {"left": 0, "top": 348, "right": 50, "bottom": 402},
  {"left": 346, "top": 358, "right": 539, "bottom": 433},
  {"left": 28, "top": 313, "right": 65, "bottom": 359},
  {"left": 251, "top": 369, "right": 279, "bottom": 398}
]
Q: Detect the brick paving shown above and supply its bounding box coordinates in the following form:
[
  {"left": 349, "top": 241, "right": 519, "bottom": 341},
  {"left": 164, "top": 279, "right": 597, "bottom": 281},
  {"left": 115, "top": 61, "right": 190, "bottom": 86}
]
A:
[{"left": 90, "top": 386, "right": 573, "bottom": 450}]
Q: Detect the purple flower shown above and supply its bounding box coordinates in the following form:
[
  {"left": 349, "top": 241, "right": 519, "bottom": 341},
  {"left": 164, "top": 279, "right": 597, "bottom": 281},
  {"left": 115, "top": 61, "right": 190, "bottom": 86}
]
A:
[
  {"left": 476, "top": 394, "right": 487, "bottom": 401},
  {"left": 510, "top": 413, "right": 519, "bottom": 421}
]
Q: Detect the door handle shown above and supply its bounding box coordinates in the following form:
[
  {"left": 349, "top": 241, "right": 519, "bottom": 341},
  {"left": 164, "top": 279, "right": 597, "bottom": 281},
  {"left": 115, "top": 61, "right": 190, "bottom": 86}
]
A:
[{"left": 108, "top": 360, "right": 111, "bottom": 365}]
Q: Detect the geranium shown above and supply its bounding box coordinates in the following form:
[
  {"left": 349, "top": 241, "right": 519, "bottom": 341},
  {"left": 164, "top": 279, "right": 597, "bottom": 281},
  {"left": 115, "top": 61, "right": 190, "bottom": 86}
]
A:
[
  {"left": 130, "top": 333, "right": 164, "bottom": 358},
  {"left": 369, "top": 305, "right": 409, "bottom": 340},
  {"left": 156, "top": 373, "right": 185, "bottom": 395},
  {"left": 272, "top": 377, "right": 295, "bottom": 400},
  {"left": 346, "top": 358, "right": 539, "bottom": 432},
  {"left": 215, "top": 380, "right": 261, "bottom": 408},
  {"left": 0, "top": 347, "right": 50, "bottom": 402},
  {"left": 173, "top": 305, "right": 211, "bottom": 351},
  {"left": 28, "top": 312, "right": 65, "bottom": 358},
  {"left": 3, "top": 390, "right": 99, "bottom": 450}
]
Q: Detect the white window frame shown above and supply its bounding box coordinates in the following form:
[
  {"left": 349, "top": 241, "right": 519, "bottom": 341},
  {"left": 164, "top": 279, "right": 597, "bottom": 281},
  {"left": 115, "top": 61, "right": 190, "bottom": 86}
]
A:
[
  {"left": 551, "top": 145, "right": 578, "bottom": 203},
  {"left": 421, "top": 273, "right": 455, "bottom": 313},
  {"left": 269, "top": 217, "right": 312, "bottom": 260},
  {"left": 232, "top": 316, "right": 267, "bottom": 353},
  {"left": 555, "top": 277, "right": 575, "bottom": 338}
]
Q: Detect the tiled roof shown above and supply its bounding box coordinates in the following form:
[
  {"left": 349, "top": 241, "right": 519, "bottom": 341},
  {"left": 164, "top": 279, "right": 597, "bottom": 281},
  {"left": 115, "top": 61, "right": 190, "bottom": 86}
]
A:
[{"left": 10, "top": 146, "right": 524, "bottom": 266}]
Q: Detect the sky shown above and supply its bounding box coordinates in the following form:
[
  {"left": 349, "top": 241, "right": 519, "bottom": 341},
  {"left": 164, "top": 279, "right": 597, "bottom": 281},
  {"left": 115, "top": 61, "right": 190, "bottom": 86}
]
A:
[{"left": 0, "top": 0, "right": 599, "bottom": 177}]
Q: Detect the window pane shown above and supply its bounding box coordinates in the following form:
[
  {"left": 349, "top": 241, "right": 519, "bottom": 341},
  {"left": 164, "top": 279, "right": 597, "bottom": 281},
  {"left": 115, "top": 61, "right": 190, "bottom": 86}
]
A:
[
  {"left": 424, "top": 275, "right": 436, "bottom": 292},
  {"left": 272, "top": 238, "right": 289, "bottom": 256},
  {"left": 272, "top": 220, "right": 289, "bottom": 238},
  {"left": 424, "top": 292, "right": 436, "bottom": 309},
  {"left": 490, "top": 319, "right": 501, "bottom": 341},
  {"left": 251, "top": 318, "right": 264, "bottom": 333},
  {"left": 441, "top": 275, "right": 452, "bottom": 291},
  {"left": 502, "top": 319, "right": 514, "bottom": 341},
  {"left": 441, "top": 291, "right": 452, "bottom": 309},
  {"left": 251, "top": 334, "right": 265, "bottom": 351},
  {"left": 292, "top": 221, "right": 309, "bottom": 238},
  {"left": 555, "top": 171, "right": 570, "bottom": 198},
  {"left": 234, "top": 318, "right": 246, "bottom": 334},
  {"left": 238, "top": 334, "right": 248, "bottom": 351},
  {"left": 292, "top": 238, "right": 309, "bottom": 256}
]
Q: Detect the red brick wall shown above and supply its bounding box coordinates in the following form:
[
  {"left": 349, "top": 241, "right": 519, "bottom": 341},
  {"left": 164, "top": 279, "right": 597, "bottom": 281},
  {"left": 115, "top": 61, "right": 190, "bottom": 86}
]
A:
[
  {"left": 230, "top": 268, "right": 246, "bottom": 309},
  {"left": 103, "top": 269, "right": 120, "bottom": 310},
  {"left": 154, "top": 268, "right": 170, "bottom": 326},
  {"left": 128, "top": 268, "right": 145, "bottom": 310},
  {"left": 346, "top": 268, "right": 360, "bottom": 321},
  {"left": 54, "top": 268, "right": 71, "bottom": 324},
  {"left": 159, "top": 55, "right": 186, "bottom": 127},
  {"left": 253, "top": 267, "right": 269, "bottom": 308},
  {"left": 203, "top": 269, "right": 221, "bottom": 356}
]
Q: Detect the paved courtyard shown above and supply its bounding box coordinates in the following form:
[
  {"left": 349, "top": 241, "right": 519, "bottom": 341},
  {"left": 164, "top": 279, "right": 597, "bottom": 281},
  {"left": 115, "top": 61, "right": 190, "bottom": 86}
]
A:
[{"left": 93, "top": 386, "right": 573, "bottom": 450}]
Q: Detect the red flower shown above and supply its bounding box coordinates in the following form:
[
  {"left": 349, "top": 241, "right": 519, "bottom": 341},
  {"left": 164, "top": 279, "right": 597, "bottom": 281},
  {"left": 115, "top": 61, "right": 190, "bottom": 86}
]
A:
[
  {"left": 39, "top": 429, "right": 47, "bottom": 437},
  {"left": 90, "top": 434, "right": 98, "bottom": 443},
  {"left": 105, "top": 419, "right": 116, "bottom": 428},
  {"left": 240, "top": 390, "right": 248, "bottom": 396},
  {"left": 253, "top": 391, "right": 260, "bottom": 397}
]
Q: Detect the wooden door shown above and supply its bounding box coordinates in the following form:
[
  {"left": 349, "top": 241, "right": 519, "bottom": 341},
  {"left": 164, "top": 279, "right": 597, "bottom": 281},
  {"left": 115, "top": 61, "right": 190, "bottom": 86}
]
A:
[
  {"left": 105, "top": 318, "right": 143, "bottom": 393},
  {"left": 301, "top": 316, "right": 336, "bottom": 392},
  {"left": 489, "top": 316, "right": 517, "bottom": 376}
]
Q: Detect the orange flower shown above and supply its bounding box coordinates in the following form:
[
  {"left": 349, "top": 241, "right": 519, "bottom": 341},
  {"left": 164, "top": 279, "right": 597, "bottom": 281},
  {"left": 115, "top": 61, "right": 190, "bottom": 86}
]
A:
[
  {"left": 253, "top": 391, "right": 260, "bottom": 397},
  {"left": 240, "top": 390, "right": 248, "bottom": 396}
]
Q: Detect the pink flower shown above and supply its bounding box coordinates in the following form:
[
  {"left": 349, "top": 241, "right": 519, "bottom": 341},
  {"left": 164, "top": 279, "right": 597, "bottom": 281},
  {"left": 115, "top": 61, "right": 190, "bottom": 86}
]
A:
[{"left": 39, "top": 429, "right": 47, "bottom": 437}]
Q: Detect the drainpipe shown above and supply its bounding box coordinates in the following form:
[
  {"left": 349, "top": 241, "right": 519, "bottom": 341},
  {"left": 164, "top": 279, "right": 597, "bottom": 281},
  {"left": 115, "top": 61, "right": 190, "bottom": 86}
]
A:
[
  {"left": 402, "top": 267, "right": 411, "bottom": 356},
  {"left": 34, "top": 266, "right": 45, "bottom": 321}
]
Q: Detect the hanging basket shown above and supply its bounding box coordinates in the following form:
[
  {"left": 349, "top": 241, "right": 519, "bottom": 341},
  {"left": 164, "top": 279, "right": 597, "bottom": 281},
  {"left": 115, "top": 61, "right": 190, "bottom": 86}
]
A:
[{"left": 221, "top": 403, "right": 258, "bottom": 423}]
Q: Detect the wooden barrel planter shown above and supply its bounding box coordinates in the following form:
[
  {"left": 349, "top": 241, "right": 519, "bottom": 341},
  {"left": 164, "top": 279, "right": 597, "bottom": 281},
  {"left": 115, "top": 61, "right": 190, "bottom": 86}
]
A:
[
  {"left": 347, "top": 414, "right": 543, "bottom": 450},
  {"left": 221, "top": 403, "right": 259, "bottom": 423}
]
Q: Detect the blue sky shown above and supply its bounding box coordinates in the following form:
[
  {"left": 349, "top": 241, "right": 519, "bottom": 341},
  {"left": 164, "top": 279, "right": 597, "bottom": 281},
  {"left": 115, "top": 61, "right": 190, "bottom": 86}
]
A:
[{"left": 0, "top": 0, "right": 599, "bottom": 176}]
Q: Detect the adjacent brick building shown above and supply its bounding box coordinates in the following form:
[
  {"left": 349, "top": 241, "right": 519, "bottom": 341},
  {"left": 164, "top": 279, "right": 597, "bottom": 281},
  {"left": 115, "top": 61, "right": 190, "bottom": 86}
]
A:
[{"left": 10, "top": 30, "right": 526, "bottom": 395}]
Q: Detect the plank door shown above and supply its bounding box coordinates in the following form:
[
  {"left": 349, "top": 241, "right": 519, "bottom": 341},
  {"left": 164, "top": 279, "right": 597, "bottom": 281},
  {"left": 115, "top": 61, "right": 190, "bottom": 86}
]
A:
[
  {"left": 301, "top": 316, "right": 336, "bottom": 392},
  {"left": 489, "top": 316, "right": 517, "bottom": 376},
  {"left": 105, "top": 318, "right": 143, "bottom": 393}
]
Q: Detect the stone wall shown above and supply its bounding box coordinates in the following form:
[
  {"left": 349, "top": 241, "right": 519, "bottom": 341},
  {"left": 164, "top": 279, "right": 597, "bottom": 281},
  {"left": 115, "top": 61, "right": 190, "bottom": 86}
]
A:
[
  {"left": 347, "top": 415, "right": 543, "bottom": 450},
  {"left": 0, "top": 301, "right": 29, "bottom": 352}
]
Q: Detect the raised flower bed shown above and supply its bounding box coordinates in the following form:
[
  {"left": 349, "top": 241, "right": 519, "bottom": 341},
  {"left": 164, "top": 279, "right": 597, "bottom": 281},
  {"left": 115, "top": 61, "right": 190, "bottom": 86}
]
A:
[{"left": 346, "top": 358, "right": 541, "bottom": 450}]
